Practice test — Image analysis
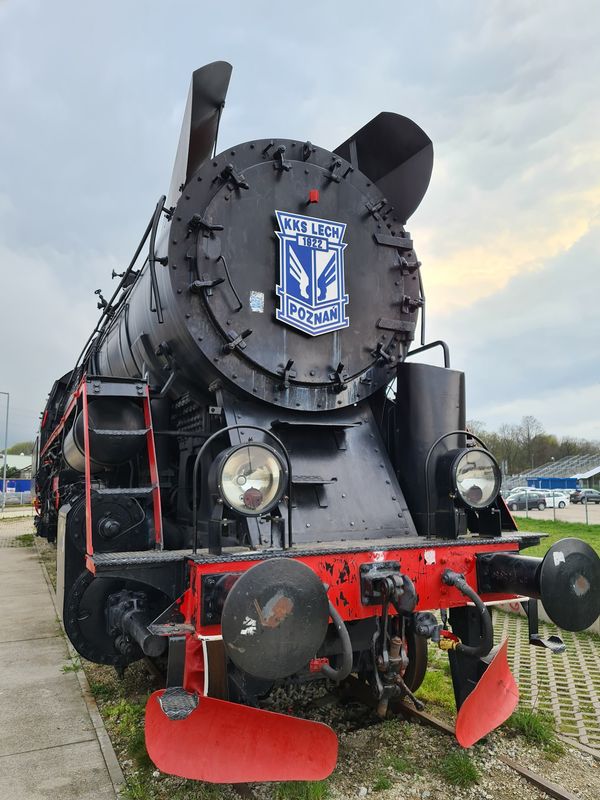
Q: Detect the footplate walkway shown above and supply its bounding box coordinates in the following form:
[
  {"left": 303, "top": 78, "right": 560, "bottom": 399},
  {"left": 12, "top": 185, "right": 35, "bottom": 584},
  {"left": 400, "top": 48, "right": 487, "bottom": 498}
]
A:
[{"left": 0, "top": 515, "right": 122, "bottom": 799}]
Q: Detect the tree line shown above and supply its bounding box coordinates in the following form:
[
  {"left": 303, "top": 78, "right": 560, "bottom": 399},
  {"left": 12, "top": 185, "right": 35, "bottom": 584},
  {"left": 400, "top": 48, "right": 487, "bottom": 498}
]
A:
[{"left": 467, "top": 416, "right": 600, "bottom": 476}]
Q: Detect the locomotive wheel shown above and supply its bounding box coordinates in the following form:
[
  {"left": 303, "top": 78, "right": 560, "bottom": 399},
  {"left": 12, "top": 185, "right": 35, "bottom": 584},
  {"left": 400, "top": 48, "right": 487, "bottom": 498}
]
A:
[{"left": 64, "top": 571, "right": 166, "bottom": 667}]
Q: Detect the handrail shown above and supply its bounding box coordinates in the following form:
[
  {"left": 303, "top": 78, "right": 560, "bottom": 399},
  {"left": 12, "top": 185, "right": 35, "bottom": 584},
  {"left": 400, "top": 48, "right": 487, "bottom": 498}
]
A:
[
  {"left": 148, "top": 195, "right": 166, "bottom": 324},
  {"left": 405, "top": 339, "right": 450, "bottom": 369}
]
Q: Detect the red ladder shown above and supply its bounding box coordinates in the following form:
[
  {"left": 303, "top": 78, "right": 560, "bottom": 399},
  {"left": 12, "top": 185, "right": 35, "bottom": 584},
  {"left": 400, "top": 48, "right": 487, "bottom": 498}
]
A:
[{"left": 81, "top": 376, "right": 163, "bottom": 573}]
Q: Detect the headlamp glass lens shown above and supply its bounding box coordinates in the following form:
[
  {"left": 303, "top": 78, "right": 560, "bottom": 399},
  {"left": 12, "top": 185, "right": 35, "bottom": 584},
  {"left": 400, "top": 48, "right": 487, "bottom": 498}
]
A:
[
  {"left": 455, "top": 450, "right": 500, "bottom": 509},
  {"left": 220, "top": 445, "right": 283, "bottom": 514}
]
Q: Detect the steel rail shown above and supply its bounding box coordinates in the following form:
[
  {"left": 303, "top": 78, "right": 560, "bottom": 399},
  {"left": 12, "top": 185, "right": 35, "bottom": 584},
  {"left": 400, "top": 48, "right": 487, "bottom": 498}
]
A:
[{"left": 395, "top": 701, "right": 580, "bottom": 800}]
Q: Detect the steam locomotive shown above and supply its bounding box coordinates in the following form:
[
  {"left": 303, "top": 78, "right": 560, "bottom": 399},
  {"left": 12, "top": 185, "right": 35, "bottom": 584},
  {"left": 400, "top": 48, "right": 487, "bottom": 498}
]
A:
[{"left": 34, "top": 62, "right": 600, "bottom": 784}]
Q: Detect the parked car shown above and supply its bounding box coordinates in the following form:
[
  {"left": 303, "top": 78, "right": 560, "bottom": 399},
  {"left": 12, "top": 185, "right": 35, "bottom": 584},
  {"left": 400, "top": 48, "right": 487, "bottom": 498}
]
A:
[
  {"left": 506, "top": 491, "right": 547, "bottom": 511},
  {"left": 570, "top": 488, "right": 600, "bottom": 504},
  {"left": 542, "top": 491, "right": 568, "bottom": 509}
]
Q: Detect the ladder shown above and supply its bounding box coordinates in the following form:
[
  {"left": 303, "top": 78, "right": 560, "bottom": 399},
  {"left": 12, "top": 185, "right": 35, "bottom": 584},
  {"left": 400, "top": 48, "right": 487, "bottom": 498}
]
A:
[{"left": 80, "top": 375, "right": 163, "bottom": 573}]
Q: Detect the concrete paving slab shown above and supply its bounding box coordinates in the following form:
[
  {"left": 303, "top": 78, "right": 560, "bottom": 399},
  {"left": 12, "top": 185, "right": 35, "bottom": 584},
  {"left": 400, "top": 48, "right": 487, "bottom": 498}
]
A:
[
  {"left": 0, "top": 591, "right": 59, "bottom": 642},
  {"left": 0, "top": 636, "right": 74, "bottom": 690},
  {"left": 0, "top": 568, "right": 53, "bottom": 595},
  {"left": 0, "top": 739, "right": 117, "bottom": 800},
  {"left": 0, "top": 531, "right": 121, "bottom": 798},
  {"left": 0, "top": 674, "right": 96, "bottom": 757},
  {"left": 0, "top": 549, "right": 40, "bottom": 572}
]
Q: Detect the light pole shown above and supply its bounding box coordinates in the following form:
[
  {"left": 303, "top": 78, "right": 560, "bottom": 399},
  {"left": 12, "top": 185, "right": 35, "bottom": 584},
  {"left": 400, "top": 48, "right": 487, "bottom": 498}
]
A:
[{"left": 0, "top": 392, "right": 9, "bottom": 513}]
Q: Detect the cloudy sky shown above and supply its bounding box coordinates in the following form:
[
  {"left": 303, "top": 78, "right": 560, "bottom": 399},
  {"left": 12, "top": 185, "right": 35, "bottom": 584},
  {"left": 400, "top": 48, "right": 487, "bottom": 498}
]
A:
[{"left": 0, "top": 0, "right": 599, "bottom": 445}]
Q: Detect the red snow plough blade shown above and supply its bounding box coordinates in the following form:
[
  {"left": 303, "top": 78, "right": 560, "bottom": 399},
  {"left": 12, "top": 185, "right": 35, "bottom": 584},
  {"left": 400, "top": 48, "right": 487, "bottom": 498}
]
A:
[
  {"left": 455, "top": 639, "right": 519, "bottom": 747},
  {"left": 145, "top": 690, "right": 338, "bottom": 783}
]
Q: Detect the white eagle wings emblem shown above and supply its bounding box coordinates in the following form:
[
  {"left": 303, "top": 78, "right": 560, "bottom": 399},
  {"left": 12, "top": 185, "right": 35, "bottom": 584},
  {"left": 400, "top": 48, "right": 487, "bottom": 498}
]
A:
[{"left": 275, "top": 210, "right": 349, "bottom": 336}]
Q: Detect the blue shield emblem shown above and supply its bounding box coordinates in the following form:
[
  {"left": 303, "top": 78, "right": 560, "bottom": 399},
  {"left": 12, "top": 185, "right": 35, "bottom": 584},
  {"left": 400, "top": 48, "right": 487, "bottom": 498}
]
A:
[{"left": 275, "top": 210, "right": 349, "bottom": 336}]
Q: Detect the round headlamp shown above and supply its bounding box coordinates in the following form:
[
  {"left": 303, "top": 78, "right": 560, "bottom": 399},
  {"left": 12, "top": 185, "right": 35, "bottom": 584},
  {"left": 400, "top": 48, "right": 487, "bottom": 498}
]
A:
[
  {"left": 212, "top": 444, "right": 287, "bottom": 516},
  {"left": 452, "top": 448, "right": 501, "bottom": 509}
]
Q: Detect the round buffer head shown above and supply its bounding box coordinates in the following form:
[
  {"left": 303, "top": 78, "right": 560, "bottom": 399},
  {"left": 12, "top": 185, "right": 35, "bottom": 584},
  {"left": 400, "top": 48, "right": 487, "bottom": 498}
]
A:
[
  {"left": 221, "top": 558, "right": 329, "bottom": 680},
  {"left": 540, "top": 538, "right": 600, "bottom": 632}
]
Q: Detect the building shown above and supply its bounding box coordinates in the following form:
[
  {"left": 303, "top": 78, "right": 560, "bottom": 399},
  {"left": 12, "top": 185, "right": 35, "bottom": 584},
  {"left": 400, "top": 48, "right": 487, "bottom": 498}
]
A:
[
  {"left": 505, "top": 453, "right": 600, "bottom": 492},
  {"left": 571, "top": 465, "right": 600, "bottom": 490},
  {"left": 0, "top": 453, "right": 33, "bottom": 479}
]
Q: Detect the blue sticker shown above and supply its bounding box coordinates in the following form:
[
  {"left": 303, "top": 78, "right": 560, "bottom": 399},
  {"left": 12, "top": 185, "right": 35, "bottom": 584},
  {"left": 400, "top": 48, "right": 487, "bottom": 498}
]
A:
[{"left": 275, "top": 210, "right": 349, "bottom": 336}]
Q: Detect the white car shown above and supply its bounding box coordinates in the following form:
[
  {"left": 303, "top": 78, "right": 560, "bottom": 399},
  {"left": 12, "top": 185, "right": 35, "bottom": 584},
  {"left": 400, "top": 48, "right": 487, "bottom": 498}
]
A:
[
  {"left": 504, "top": 486, "right": 542, "bottom": 498},
  {"left": 542, "top": 491, "right": 569, "bottom": 508}
]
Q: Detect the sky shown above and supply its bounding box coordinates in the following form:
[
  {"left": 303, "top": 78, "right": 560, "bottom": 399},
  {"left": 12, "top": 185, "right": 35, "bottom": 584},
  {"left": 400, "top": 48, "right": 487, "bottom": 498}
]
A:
[{"left": 0, "top": 0, "right": 599, "bottom": 445}]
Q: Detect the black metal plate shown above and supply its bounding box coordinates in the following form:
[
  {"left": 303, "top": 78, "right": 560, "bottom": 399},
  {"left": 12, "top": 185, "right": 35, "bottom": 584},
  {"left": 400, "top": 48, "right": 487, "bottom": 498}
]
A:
[
  {"left": 540, "top": 538, "right": 600, "bottom": 632},
  {"left": 220, "top": 558, "right": 329, "bottom": 679}
]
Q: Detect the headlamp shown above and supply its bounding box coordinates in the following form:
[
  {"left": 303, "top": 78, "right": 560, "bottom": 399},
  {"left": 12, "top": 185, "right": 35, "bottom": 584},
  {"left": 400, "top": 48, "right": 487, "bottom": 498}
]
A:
[
  {"left": 451, "top": 448, "right": 501, "bottom": 509},
  {"left": 211, "top": 443, "right": 287, "bottom": 516}
]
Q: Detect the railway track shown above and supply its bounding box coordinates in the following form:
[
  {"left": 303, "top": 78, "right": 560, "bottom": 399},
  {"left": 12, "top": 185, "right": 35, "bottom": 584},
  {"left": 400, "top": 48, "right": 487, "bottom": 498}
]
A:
[{"left": 395, "top": 700, "right": 582, "bottom": 800}]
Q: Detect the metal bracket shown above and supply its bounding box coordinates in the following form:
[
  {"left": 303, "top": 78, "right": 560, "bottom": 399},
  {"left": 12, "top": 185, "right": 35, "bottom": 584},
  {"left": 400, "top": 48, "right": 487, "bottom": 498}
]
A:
[
  {"left": 189, "top": 277, "right": 225, "bottom": 296},
  {"left": 374, "top": 232, "right": 414, "bottom": 251},
  {"left": 94, "top": 289, "right": 108, "bottom": 310},
  {"left": 273, "top": 145, "right": 292, "bottom": 172},
  {"left": 223, "top": 328, "right": 253, "bottom": 353},
  {"left": 365, "top": 198, "right": 387, "bottom": 220},
  {"left": 523, "top": 600, "right": 565, "bottom": 654},
  {"left": 326, "top": 158, "right": 342, "bottom": 183},
  {"left": 220, "top": 163, "right": 249, "bottom": 190},
  {"left": 148, "top": 595, "right": 194, "bottom": 637},
  {"left": 377, "top": 318, "right": 416, "bottom": 334},
  {"left": 360, "top": 562, "right": 402, "bottom": 606},
  {"left": 329, "top": 362, "right": 348, "bottom": 393},
  {"left": 371, "top": 341, "right": 395, "bottom": 364},
  {"left": 302, "top": 141, "right": 315, "bottom": 161},
  {"left": 396, "top": 256, "right": 420, "bottom": 276},
  {"left": 400, "top": 295, "right": 424, "bottom": 315},
  {"left": 278, "top": 359, "right": 296, "bottom": 389},
  {"left": 187, "top": 214, "right": 224, "bottom": 236}
]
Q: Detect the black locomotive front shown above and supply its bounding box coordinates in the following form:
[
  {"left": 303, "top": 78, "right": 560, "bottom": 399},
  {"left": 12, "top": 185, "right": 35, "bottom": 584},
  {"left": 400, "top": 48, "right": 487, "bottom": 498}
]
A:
[{"left": 32, "top": 62, "right": 600, "bottom": 784}]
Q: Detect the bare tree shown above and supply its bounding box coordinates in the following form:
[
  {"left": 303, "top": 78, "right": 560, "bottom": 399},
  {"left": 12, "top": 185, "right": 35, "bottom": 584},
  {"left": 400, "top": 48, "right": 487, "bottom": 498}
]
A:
[{"left": 517, "top": 416, "right": 544, "bottom": 470}]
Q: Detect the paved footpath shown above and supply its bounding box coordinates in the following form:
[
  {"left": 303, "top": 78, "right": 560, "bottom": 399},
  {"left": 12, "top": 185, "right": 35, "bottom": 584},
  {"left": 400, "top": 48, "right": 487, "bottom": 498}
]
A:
[{"left": 0, "top": 522, "right": 122, "bottom": 799}]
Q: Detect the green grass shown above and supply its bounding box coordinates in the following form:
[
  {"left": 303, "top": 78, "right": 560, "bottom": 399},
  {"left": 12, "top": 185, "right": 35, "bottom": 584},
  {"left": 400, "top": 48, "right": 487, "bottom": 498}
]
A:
[
  {"left": 105, "top": 699, "right": 152, "bottom": 769},
  {"left": 439, "top": 751, "right": 480, "bottom": 787},
  {"left": 415, "top": 667, "right": 454, "bottom": 711},
  {"left": 372, "top": 774, "right": 392, "bottom": 792},
  {"left": 120, "top": 774, "right": 150, "bottom": 800},
  {"left": 276, "top": 781, "right": 328, "bottom": 800},
  {"left": 383, "top": 754, "right": 413, "bottom": 773},
  {"left": 515, "top": 517, "right": 600, "bottom": 557},
  {"left": 88, "top": 680, "right": 118, "bottom": 702},
  {"left": 121, "top": 775, "right": 226, "bottom": 800},
  {"left": 505, "top": 707, "right": 564, "bottom": 757},
  {"left": 15, "top": 533, "right": 34, "bottom": 546},
  {"left": 61, "top": 658, "right": 82, "bottom": 673}
]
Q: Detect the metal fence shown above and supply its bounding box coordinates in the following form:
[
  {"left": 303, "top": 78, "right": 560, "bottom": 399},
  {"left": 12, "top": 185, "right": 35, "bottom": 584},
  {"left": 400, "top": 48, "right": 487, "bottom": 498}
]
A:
[
  {"left": 506, "top": 490, "right": 600, "bottom": 525},
  {"left": 0, "top": 491, "right": 32, "bottom": 507}
]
